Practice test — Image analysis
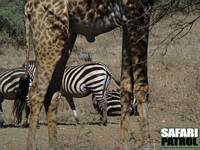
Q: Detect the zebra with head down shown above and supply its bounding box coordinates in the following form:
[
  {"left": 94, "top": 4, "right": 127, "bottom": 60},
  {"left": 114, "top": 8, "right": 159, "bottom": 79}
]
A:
[{"left": 92, "top": 89, "right": 138, "bottom": 117}]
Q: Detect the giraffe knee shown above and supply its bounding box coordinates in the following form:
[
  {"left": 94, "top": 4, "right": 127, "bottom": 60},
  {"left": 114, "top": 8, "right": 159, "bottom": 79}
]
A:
[
  {"left": 121, "top": 79, "right": 132, "bottom": 93},
  {"left": 135, "top": 90, "right": 149, "bottom": 104},
  {"left": 49, "top": 92, "right": 60, "bottom": 111}
]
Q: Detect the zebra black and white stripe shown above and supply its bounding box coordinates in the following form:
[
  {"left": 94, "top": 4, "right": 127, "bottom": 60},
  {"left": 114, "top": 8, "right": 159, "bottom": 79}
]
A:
[
  {"left": 92, "top": 89, "right": 138, "bottom": 116},
  {"left": 0, "top": 67, "right": 30, "bottom": 127}
]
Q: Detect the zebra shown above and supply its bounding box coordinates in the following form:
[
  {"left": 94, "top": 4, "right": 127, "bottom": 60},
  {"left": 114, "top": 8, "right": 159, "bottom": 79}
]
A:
[
  {"left": 60, "top": 62, "right": 120, "bottom": 125},
  {"left": 24, "top": 61, "right": 119, "bottom": 125},
  {"left": 92, "top": 89, "right": 139, "bottom": 116},
  {"left": 0, "top": 67, "right": 30, "bottom": 127}
]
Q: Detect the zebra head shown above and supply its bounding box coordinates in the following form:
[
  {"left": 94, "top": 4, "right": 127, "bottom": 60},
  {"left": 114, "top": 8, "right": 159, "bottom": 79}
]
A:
[{"left": 23, "top": 60, "right": 36, "bottom": 81}]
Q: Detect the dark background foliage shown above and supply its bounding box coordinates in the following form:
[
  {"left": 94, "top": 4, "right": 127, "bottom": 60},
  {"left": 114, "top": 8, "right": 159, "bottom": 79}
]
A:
[{"left": 0, "top": 0, "right": 25, "bottom": 46}]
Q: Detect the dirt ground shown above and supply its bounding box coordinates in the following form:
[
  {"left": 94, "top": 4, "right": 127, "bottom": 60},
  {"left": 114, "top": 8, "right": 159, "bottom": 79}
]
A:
[{"left": 0, "top": 14, "right": 200, "bottom": 150}]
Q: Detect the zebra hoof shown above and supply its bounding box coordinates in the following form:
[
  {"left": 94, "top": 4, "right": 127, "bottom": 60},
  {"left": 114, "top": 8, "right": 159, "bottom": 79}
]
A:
[
  {"left": 102, "top": 121, "right": 107, "bottom": 126},
  {"left": 75, "top": 118, "right": 80, "bottom": 125},
  {"left": 22, "top": 123, "right": 29, "bottom": 128},
  {"left": 37, "top": 124, "right": 40, "bottom": 129},
  {"left": 0, "top": 122, "right": 4, "bottom": 128}
]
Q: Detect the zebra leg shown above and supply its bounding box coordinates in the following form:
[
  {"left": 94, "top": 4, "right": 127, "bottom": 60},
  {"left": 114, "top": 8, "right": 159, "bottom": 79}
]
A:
[
  {"left": 101, "top": 98, "right": 107, "bottom": 126},
  {"left": 21, "top": 95, "right": 30, "bottom": 127},
  {"left": 66, "top": 96, "right": 79, "bottom": 124},
  {"left": 102, "top": 99, "right": 107, "bottom": 126},
  {"left": 0, "top": 96, "right": 4, "bottom": 127},
  {"left": 101, "top": 74, "right": 111, "bottom": 126},
  {"left": 22, "top": 104, "right": 30, "bottom": 128},
  {"left": 98, "top": 94, "right": 108, "bottom": 126}
]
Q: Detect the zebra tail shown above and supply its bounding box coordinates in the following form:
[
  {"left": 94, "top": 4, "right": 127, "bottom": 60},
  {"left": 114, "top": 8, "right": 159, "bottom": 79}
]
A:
[
  {"left": 103, "top": 64, "right": 120, "bottom": 87},
  {"left": 12, "top": 73, "right": 30, "bottom": 124}
]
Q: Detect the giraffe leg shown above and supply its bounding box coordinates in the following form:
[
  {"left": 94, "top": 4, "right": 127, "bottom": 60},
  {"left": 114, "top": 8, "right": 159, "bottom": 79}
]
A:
[
  {"left": 121, "top": 1, "right": 152, "bottom": 149},
  {"left": 28, "top": 65, "right": 65, "bottom": 150},
  {"left": 47, "top": 92, "right": 60, "bottom": 149},
  {"left": 27, "top": 86, "right": 44, "bottom": 150},
  {"left": 130, "top": 10, "right": 152, "bottom": 150},
  {"left": 43, "top": 33, "right": 77, "bottom": 147},
  {"left": 25, "top": 0, "right": 77, "bottom": 147},
  {"left": 120, "top": 26, "right": 132, "bottom": 150},
  {"left": 65, "top": 95, "right": 80, "bottom": 124},
  {"left": 26, "top": 29, "right": 77, "bottom": 150},
  {"left": 135, "top": 89, "right": 151, "bottom": 150},
  {"left": 27, "top": 50, "right": 68, "bottom": 150}
]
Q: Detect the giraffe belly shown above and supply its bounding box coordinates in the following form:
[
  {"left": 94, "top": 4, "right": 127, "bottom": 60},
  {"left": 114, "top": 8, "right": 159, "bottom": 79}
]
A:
[{"left": 69, "top": 20, "right": 117, "bottom": 42}]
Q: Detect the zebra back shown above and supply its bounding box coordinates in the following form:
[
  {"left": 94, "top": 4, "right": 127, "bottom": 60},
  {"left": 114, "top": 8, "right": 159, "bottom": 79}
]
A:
[{"left": 65, "top": 62, "right": 120, "bottom": 87}]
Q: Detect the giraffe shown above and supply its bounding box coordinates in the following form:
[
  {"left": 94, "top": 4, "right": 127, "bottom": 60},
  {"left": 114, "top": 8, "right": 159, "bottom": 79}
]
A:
[{"left": 24, "top": 0, "right": 153, "bottom": 149}]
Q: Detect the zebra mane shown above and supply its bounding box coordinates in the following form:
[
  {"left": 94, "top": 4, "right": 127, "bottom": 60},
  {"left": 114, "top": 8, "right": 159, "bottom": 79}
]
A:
[
  {"left": 22, "top": 60, "right": 36, "bottom": 80},
  {"left": 22, "top": 60, "right": 36, "bottom": 68}
]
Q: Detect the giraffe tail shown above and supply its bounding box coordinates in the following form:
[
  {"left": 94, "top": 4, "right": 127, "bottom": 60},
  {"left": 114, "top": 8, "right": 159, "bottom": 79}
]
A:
[{"left": 12, "top": 73, "right": 30, "bottom": 124}]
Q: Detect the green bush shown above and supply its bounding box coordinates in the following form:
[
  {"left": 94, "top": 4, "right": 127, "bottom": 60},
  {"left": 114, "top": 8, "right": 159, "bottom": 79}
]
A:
[{"left": 0, "top": 0, "right": 25, "bottom": 47}]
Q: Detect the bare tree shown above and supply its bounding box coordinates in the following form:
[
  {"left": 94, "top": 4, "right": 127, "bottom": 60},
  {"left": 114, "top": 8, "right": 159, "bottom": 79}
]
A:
[{"left": 150, "top": 0, "right": 200, "bottom": 55}]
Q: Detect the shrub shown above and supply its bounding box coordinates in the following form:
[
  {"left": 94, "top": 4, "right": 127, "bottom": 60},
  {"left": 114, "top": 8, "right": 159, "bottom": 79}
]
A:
[{"left": 0, "top": 0, "right": 25, "bottom": 47}]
